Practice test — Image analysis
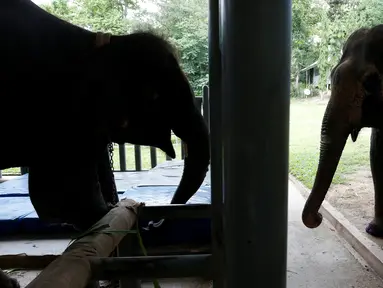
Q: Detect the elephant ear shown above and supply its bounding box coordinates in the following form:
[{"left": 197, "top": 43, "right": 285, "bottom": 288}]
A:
[
  {"left": 358, "top": 65, "right": 383, "bottom": 130},
  {"left": 349, "top": 65, "right": 380, "bottom": 133},
  {"left": 362, "top": 65, "right": 381, "bottom": 97}
]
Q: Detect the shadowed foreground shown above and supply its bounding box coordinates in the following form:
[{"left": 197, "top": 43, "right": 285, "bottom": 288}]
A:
[{"left": 0, "top": 161, "right": 382, "bottom": 287}]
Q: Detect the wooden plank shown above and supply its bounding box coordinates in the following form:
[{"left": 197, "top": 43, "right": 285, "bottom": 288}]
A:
[
  {"left": 0, "top": 245, "right": 211, "bottom": 270},
  {"left": 90, "top": 254, "right": 212, "bottom": 280},
  {"left": 25, "top": 198, "right": 141, "bottom": 288}
]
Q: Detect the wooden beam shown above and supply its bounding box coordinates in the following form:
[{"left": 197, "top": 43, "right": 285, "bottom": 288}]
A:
[
  {"left": 0, "top": 254, "right": 57, "bottom": 270},
  {"left": 90, "top": 254, "right": 212, "bottom": 280},
  {"left": 0, "top": 245, "right": 211, "bottom": 270},
  {"left": 25, "top": 198, "right": 141, "bottom": 288}
]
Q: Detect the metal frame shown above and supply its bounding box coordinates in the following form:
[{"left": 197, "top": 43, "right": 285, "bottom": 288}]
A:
[{"left": 104, "top": 204, "right": 212, "bottom": 288}]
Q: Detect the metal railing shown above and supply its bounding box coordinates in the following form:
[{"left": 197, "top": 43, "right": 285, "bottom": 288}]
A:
[{"left": 0, "top": 87, "right": 209, "bottom": 177}]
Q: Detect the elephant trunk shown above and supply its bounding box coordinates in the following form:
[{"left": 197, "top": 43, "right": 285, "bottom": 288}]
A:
[
  {"left": 302, "top": 100, "right": 351, "bottom": 228},
  {"left": 171, "top": 106, "right": 210, "bottom": 204}
]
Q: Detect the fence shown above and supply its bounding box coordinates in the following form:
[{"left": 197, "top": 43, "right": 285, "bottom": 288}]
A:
[{"left": 0, "top": 87, "right": 209, "bottom": 177}]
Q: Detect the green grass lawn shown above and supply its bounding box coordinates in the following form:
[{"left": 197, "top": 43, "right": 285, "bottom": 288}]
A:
[{"left": 289, "top": 98, "right": 371, "bottom": 189}]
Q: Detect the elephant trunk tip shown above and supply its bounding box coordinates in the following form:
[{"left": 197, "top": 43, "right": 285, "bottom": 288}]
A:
[{"left": 302, "top": 205, "right": 323, "bottom": 229}]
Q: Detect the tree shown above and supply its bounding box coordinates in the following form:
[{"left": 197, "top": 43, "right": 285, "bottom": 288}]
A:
[
  {"left": 316, "top": 0, "right": 383, "bottom": 89},
  {"left": 41, "top": 0, "right": 137, "bottom": 34},
  {"left": 291, "top": 0, "right": 323, "bottom": 96},
  {"left": 42, "top": 0, "right": 208, "bottom": 95},
  {"left": 128, "top": 0, "right": 208, "bottom": 95},
  {"left": 41, "top": 0, "right": 76, "bottom": 23},
  {"left": 45, "top": 0, "right": 383, "bottom": 98},
  {"left": 147, "top": 0, "right": 209, "bottom": 95}
]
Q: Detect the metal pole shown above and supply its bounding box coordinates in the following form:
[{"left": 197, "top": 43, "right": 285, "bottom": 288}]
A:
[
  {"left": 134, "top": 145, "right": 142, "bottom": 171},
  {"left": 119, "top": 144, "right": 127, "bottom": 171},
  {"left": 150, "top": 147, "right": 157, "bottom": 168},
  {"left": 202, "top": 85, "right": 210, "bottom": 129},
  {"left": 221, "top": 0, "right": 291, "bottom": 286},
  {"left": 208, "top": 0, "right": 224, "bottom": 286}
]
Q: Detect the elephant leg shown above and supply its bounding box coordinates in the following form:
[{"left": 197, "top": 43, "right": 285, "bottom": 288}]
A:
[
  {"left": 95, "top": 146, "right": 120, "bottom": 287},
  {"left": 366, "top": 128, "right": 383, "bottom": 237},
  {"left": 0, "top": 269, "right": 20, "bottom": 288},
  {"left": 28, "top": 159, "right": 109, "bottom": 231}
]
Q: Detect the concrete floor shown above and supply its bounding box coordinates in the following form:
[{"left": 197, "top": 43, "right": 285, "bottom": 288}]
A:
[
  {"left": 1, "top": 181, "right": 382, "bottom": 287},
  {"left": 1, "top": 162, "right": 383, "bottom": 287},
  {"left": 286, "top": 182, "right": 382, "bottom": 287}
]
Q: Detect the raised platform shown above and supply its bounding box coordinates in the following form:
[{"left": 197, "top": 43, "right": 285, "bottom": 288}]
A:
[{"left": 0, "top": 161, "right": 212, "bottom": 247}]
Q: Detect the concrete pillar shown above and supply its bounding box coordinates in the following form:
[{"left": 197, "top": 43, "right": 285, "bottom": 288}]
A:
[
  {"left": 220, "top": 0, "right": 291, "bottom": 286},
  {"left": 208, "top": 0, "right": 224, "bottom": 286}
]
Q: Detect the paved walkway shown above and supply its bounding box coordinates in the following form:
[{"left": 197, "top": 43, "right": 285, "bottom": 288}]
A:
[
  {"left": 1, "top": 161, "right": 383, "bottom": 287},
  {"left": 286, "top": 182, "right": 382, "bottom": 287}
]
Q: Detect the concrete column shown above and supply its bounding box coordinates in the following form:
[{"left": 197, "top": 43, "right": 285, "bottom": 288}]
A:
[{"left": 220, "top": 0, "right": 291, "bottom": 286}]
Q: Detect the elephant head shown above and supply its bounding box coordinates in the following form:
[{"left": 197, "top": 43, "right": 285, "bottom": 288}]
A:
[
  {"left": 302, "top": 25, "right": 383, "bottom": 229},
  {"left": 89, "top": 31, "right": 210, "bottom": 205}
]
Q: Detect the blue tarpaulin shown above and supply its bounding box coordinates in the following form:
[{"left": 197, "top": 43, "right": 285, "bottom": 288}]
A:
[{"left": 0, "top": 174, "right": 211, "bottom": 246}]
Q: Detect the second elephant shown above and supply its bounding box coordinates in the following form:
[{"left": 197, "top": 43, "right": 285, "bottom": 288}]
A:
[{"left": 301, "top": 25, "right": 383, "bottom": 238}]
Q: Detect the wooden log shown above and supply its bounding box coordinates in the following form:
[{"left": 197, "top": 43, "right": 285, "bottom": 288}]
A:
[{"left": 25, "top": 198, "right": 142, "bottom": 288}]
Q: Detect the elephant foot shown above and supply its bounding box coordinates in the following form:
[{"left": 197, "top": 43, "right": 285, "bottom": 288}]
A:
[{"left": 366, "top": 221, "right": 383, "bottom": 238}]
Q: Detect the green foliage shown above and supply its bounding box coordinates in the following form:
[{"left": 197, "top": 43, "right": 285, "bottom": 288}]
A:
[
  {"left": 156, "top": 0, "right": 208, "bottom": 95},
  {"left": 316, "top": 0, "right": 383, "bottom": 89},
  {"left": 291, "top": 0, "right": 322, "bottom": 78},
  {"left": 131, "top": 0, "right": 209, "bottom": 95},
  {"left": 38, "top": 0, "right": 383, "bottom": 98},
  {"left": 41, "top": 0, "right": 208, "bottom": 94},
  {"left": 41, "top": 0, "right": 136, "bottom": 34}
]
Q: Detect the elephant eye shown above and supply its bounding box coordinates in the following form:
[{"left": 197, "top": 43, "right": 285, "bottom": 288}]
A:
[
  {"left": 363, "top": 73, "right": 381, "bottom": 96},
  {"left": 121, "top": 120, "right": 129, "bottom": 129}
]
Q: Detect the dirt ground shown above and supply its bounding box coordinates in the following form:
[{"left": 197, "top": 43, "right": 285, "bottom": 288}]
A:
[{"left": 324, "top": 168, "right": 383, "bottom": 246}]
